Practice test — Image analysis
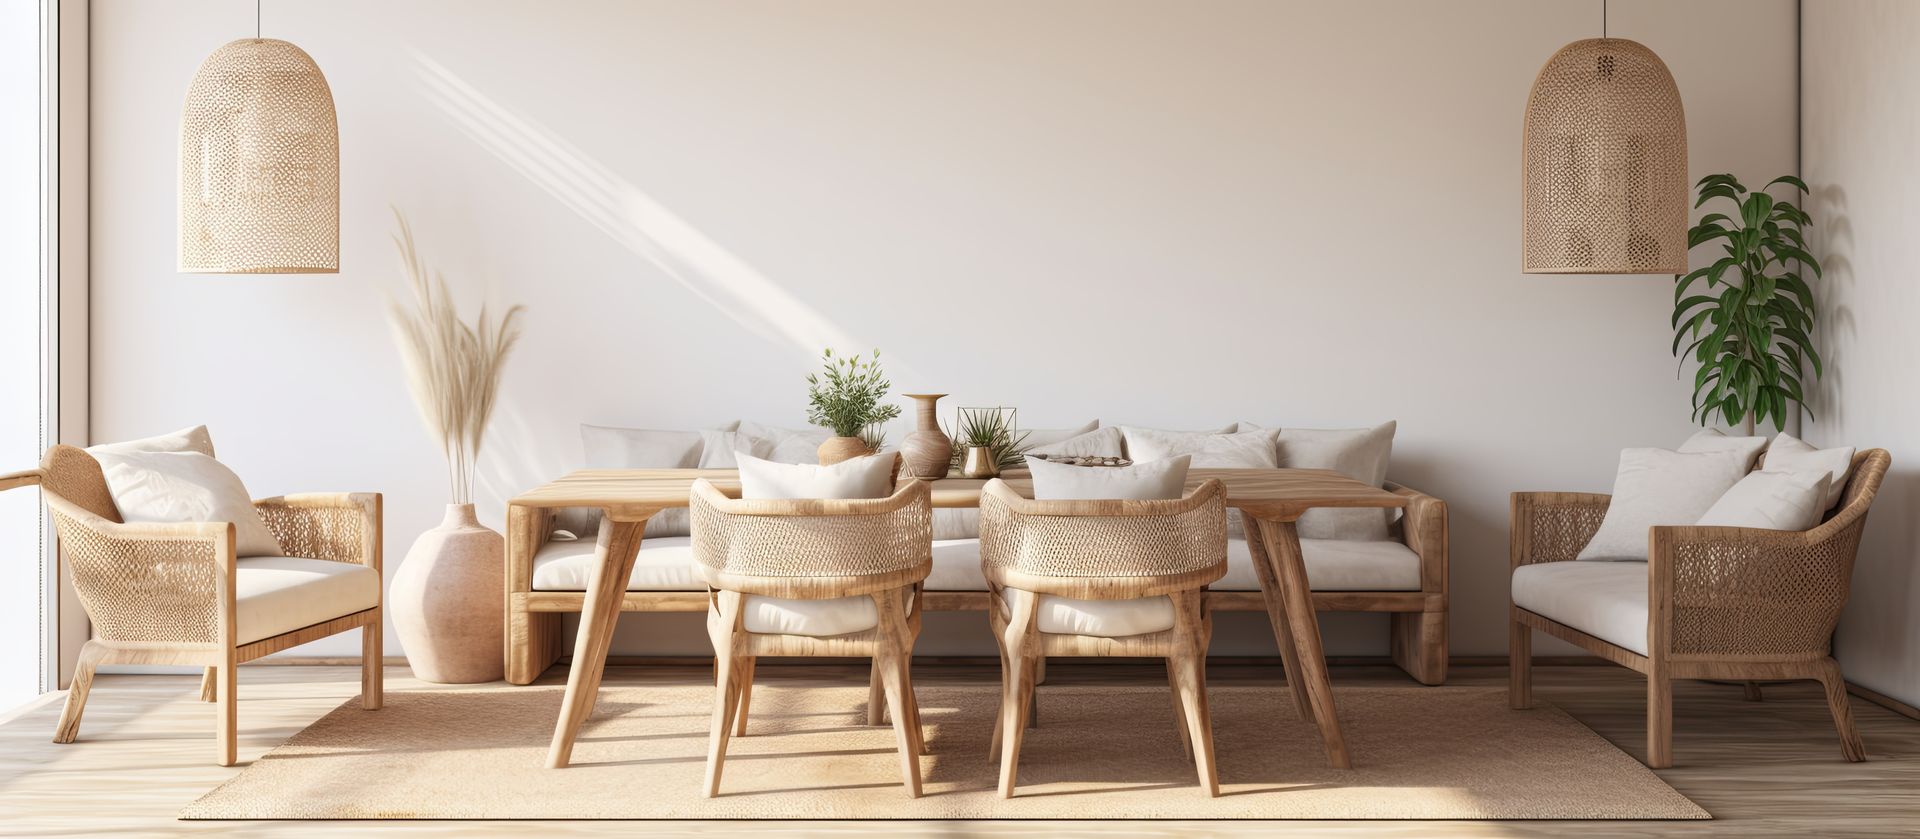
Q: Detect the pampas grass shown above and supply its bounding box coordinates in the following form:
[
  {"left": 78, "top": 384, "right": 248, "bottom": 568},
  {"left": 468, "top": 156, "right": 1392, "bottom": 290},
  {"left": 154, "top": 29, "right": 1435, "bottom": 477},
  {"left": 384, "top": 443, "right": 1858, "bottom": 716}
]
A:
[{"left": 388, "top": 209, "right": 526, "bottom": 505}]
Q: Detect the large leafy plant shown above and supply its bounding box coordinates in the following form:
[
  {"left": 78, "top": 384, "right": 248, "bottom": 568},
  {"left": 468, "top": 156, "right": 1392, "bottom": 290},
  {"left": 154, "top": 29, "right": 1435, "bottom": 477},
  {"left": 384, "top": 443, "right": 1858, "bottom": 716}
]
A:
[
  {"left": 805, "top": 348, "right": 902, "bottom": 437},
  {"left": 1671, "top": 174, "right": 1822, "bottom": 433}
]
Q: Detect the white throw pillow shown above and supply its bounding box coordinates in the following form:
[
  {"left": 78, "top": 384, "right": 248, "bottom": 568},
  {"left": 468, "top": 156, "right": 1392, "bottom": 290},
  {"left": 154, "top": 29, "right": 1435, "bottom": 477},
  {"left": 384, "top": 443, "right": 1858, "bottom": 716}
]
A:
[
  {"left": 1696, "top": 470, "right": 1832, "bottom": 531},
  {"left": 697, "top": 430, "right": 773, "bottom": 469},
  {"left": 1250, "top": 421, "right": 1397, "bottom": 541},
  {"left": 1025, "top": 454, "right": 1191, "bottom": 501},
  {"left": 1676, "top": 428, "right": 1769, "bottom": 470},
  {"left": 1121, "top": 426, "right": 1280, "bottom": 468},
  {"left": 737, "top": 453, "right": 895, "bottom": 500},
  {"left": 1761, "top": 433, "right": 1855, "bottom": 510},
  {"left": 736, "top": 421, "right": 835, "bottom": 464},
  {"left": 91, "top": 451, "right": 283, "bottom": 557},
  {"left": 1026, "top": 426, "right": 1125, "bottom": 458},
  {"left": 1019, "top": 421, "right": 1100, "bottom": 450},
  {"left": 580, "top": 424, "right": 707, "bottom": 469},
  {"left": 1576, "top": 447, "right": 1755, "bottom": 561},
  {"left": 88, "top": 425, "right": 216, "bottom": 457}
]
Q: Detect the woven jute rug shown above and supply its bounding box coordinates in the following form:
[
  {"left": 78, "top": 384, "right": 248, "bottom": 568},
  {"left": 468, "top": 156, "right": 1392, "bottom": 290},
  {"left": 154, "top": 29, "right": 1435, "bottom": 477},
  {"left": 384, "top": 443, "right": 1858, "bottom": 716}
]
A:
[{"left": 182, "top": 683, "right": 1707, "bottom": 820}]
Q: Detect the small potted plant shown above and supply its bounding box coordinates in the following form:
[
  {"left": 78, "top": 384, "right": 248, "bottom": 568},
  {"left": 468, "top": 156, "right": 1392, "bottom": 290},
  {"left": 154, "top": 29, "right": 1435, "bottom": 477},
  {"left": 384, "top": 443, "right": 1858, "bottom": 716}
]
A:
[
  {"left": 806, "top": 348, "right": 903, "bottom": 464},
  {"left": 949, "top": 407, "right": 1030, "bottom": 479}
]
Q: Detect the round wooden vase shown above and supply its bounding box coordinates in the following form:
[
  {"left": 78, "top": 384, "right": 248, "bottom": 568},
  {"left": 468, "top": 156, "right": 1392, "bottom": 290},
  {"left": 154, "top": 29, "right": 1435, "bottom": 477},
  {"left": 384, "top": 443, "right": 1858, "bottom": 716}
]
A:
[
  {"left": 390, "top": 504, "right": 505, "bottom": 684},
  {"left": 899, "top": 393, "right": 952, "bottom": 479},
  {"left": 817, "top": 435, "right": 873, "bottom": 465}
]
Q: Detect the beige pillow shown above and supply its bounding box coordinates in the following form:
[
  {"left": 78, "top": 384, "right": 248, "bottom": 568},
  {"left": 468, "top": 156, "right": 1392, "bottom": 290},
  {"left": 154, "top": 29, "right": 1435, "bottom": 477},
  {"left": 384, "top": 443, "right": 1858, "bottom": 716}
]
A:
[
  {"left": 1026, "top": 454, "right": 1191, "bottom": 500},
  {"left": 736, "top": 421, "right": 834, "bottom": 464},
  {"left": 565, "top": 422, "right": 741, "bottom": 538},
  {"left": 737, "top": 453, "right": 895, "bottom": 500},
  {"left": 1253, "top": 421, "right": 1397, "bottom": 541},
  {"left": 88, "top": 425, "right": 216, "bottom": 457},
  {"left": 1577, "top": 447, "right": 1753, "bottom": 561},
  {"left": 1121, "top": 426, "right": 1279, "bottom": 468},
  {"left": 1761, "top": 433, "right": 1855, "bottom": 510},
  {"left": 697, "top": 430, "right": 773, "bottom": 469},
  {"left": 1676, "top": 428, "right": 1769, "bottom": 470},
  {"left": 1697, "top": 470, "right": 1832, "bottom": 531},
  {"left": 91, "top": 450, "right": 283, "bottom": 557},
  {"left": 1019, "top": 421, "right": 1100, "bottom": 450},
  {"left": 1026, "top": 426, "right": 1125, "bottom": 458}
]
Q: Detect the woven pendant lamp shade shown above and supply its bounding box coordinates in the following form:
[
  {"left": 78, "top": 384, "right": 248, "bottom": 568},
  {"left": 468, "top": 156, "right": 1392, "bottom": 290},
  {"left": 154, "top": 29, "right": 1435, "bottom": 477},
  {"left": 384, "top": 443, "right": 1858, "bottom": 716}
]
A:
[
  {"left": 179, "top": 38, "right": 339, "bottom": 274},
  {"left": 1522, "top": 38, "right": 1686, "bottom": 274}
]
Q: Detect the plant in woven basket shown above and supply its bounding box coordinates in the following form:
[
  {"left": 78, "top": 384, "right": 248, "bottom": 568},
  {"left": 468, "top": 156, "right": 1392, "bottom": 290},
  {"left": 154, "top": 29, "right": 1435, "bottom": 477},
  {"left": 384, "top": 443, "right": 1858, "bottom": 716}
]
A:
[
  {"left": 387, "top": 209, "right": 526, "bottom": 505},
  {"left": 1672, "top": 174, "right": 1823, "bottom": 434},
  {"left": 805, "top": 348, "right": 902, "bottom": 437},
  {"left": 947, "top": 407, "right": 1031, "bottom": 471}
]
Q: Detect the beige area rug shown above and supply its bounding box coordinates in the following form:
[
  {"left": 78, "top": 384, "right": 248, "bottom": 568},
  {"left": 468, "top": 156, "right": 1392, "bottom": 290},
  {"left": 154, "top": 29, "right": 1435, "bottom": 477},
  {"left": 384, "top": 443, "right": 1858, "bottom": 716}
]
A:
[{"left": 183, "top": 684, "right": 1707, "bottom": 820}]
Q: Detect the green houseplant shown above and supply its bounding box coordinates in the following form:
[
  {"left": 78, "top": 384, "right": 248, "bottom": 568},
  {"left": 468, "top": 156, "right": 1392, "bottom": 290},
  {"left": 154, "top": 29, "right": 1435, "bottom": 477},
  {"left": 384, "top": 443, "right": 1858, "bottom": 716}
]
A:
[
  {"left": 1671, "top": 174, "right": 1823, "bottom": 434},
  {"left": 948, "top": 407, "right": 1030, "bottom": 477},
  {"left": 805, "top": 348, "right": 902, "bottom": 464}
]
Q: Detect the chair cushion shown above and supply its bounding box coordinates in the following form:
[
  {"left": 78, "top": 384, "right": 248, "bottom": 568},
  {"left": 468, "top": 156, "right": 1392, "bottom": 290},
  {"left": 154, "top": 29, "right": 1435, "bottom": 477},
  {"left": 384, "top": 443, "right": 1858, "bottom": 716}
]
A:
[
  {"left": 1577, "top": 447, "right": 1752, "bottom": 562},
  {"left": 1511, "top": 561, "right": 1650, "bottom": 655},
  {"left": 740, "top": 594, "right": 880, "bottom": 636},
  {"left": 1025, "top": 454, "right": 1191, "bottom": 500},
  {"left": 926, "top": 537, "right": 1421, "bottom": 593},
  {"left": 737, "top": 452, "right": 894, "bottom": 499},
  {"left": 1002, "top": 588, "right": 1175, "bottom": 636},
  {"left": 531, "top": 537, "right": 699, "bottom": 591},
  {"left": 235, "top": 557, "right": 380, "bottom": 645}
]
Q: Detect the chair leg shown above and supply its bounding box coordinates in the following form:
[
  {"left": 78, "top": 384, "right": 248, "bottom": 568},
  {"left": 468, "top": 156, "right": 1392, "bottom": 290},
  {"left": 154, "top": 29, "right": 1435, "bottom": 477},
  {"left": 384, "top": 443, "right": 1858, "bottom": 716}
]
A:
[
  {"left": 1817, "top": 657, "right": 1867, "bottom": 762},
  {"left": 199, "top": 667, "right": 218, "bottom": 703},
  {"left": 898, "top": 652, "right": 929, "bottom": 756},
  {"left": 868, "top": 658, "right": 886, "bottom": 726},
  {"left": 996, "top": 591, "right": 1039, "bottom": 799},
  {"left": 1509, "top": 614, "right": 1532, "bottom": 710},
  {"left": 1166, "top": 658, "right": 1192, "bottom": 760},
  {"left": 216, "top": 653, "right": 238, "bottom": 767},
  {"left": 1026, "top": 656, "right": 1041, "bottom": 728},
  {"left": 989, "top": 643, "right": 1009, "bottom": 762},
  {"left": 1169, "top": 590, "right": 1220, "bottom": 797},
  {"left": 362, "top": 611, "right": 384, "bottom": 710},
  {"left": 703, "top": 593, "right": 745, "bottom": 798},
  {"left": 873, "top": 590, "right": 924, "bottom": 797},
  {"left": 53, "top": 651, "right": 100, "bottom": 745},
  {"left": 732, "top": 656, "right": 756, "bottom": 737},
  {"left": 1646, "top": 665, "right": 1672, "bottom": 769}
]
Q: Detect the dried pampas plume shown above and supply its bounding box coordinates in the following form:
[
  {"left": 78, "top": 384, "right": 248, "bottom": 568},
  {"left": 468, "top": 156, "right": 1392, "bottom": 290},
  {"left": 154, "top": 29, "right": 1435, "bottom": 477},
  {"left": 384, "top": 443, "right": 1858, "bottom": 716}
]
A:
[{"left": 388, "top": 208, "right": 525, "bottom": 505}]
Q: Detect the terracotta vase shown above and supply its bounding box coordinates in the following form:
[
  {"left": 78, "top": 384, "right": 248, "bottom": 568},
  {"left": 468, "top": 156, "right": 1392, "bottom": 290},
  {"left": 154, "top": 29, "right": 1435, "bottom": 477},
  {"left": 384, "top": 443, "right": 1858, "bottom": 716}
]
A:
[
  {"left": 817, "top": 435, "right": 873, "bottom": 465},
  {"left": 899, "top": 393, "right": 952, "bottom": 479},
  {"left": 390, "top": 504, "right": 505, "bottom": 684}
]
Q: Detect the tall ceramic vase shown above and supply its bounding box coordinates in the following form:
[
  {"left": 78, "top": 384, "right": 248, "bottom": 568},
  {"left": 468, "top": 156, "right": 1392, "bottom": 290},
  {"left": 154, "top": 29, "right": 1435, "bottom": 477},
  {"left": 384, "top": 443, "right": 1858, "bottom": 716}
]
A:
[
  {"left": 390, "top": 504, "right": 505, "bottom": 683},
  {"left": 899, "top": 393, "right": 952, "bottom": 479}
]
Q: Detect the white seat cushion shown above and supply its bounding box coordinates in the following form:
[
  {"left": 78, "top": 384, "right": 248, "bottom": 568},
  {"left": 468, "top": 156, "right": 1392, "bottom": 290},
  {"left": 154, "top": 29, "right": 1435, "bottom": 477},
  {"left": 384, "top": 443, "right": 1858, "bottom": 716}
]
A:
[
  {"left": 531, "top": 537, "right": 699, "bottom": 591},
  {"left": 740, "top": 594, "right": 880, "bottom": 636},
  {"left": 1004, "top": 589, "right": 1176, "bottom": 637},
  {"left": 1511, "top": 561, "right": 1650, "bottom": 655},
  {"left": 926, "top": 537, "right": 1421, "bottom": 593},
  {"left": 234, "top": 557, "right": 380, "bottom": 645}
]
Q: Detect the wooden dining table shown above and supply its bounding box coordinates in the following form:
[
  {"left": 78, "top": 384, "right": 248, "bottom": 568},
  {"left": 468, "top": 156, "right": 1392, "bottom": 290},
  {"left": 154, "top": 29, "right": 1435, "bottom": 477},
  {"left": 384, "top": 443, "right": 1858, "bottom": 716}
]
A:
[{"left": 510, "top": 466, "right": 1408, "bottom": 772}]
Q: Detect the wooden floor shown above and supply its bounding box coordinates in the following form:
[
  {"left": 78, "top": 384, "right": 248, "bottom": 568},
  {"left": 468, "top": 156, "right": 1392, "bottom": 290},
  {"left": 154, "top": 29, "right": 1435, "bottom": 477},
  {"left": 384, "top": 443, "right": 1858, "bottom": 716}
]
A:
[{"left": 0, "top": 661, "right": 1915, "bottom": 837}]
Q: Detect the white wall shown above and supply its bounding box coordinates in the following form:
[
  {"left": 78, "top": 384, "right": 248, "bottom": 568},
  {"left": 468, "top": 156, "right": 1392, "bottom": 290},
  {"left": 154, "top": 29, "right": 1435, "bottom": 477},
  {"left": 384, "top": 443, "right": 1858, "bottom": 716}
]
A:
[
  {"left": 1804, "top": 0, "right": 1920, "bottom": 708},
  {"left": 89, "top": 0, "right": 1798, "bottom": 661}
]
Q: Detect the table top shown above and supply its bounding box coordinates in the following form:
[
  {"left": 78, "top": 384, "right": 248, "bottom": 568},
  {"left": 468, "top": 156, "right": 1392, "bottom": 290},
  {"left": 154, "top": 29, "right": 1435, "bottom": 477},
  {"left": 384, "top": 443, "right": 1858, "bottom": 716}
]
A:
[{"left": 510, "top": 467, "right": 1407, "bottom": 521}]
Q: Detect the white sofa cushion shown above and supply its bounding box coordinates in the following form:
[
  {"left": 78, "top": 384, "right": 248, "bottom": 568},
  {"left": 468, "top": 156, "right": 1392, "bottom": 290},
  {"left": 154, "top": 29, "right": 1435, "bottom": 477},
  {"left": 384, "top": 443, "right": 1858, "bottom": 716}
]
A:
[
  {"left": 736, "top": 421, "right": 833, "bottom": 464},
  {"left": 235, "top": 556, "right": 380, "bottom": 645},
  {"left": 531, "top": 537, "right": 700, "bottom": 591},
  {"left": 1025, "top": 426, "right": 1125, "bottom": 458},
  {"left": 1696, "top": 469, "right": 1831, "bottom": 531},
  {"left": 571, "top": 423, "right": 742, "bottom": 539},
  {"left": 1676, "top": 428, "right": 1770, "bottom": 469},
  {"left": 1120, "top": 426, "right": 1280, "bottom": 468},
  {"left": 1576, "top": 447, "right": 1753, "bottom": 561},
  {"left": 92, "top": 450, "right": 284, "bottom": 558},
  {"left": 925, "top": 537, "right": 1420, "bottom": 593},
  {"left": 1511, "top": 561, "right": 1650, "bottom": 655},
  {"left": 1003, "top": 588, "right": 1175, "bottom": 637},
  {"left": 737, "top": 452, "right": 894, "bottom": 499},
  {"left": 697, "top": 429, "right": 774, "bottom": 468},
  {"left": 1020, "top": 421, "right": 1100, "bottom": 450},
  {"left": 1249, "top": 421, "right": 1397, "bottom": 541},
  {"left": 88, "top": 424, "right": 216, "bottom": 457},
  {"left": 1761, "top": 433, "right": 1855, "bottom": 510},
  {"left": 1026, "top": 454, "right": 1191, "bottom": 500}
]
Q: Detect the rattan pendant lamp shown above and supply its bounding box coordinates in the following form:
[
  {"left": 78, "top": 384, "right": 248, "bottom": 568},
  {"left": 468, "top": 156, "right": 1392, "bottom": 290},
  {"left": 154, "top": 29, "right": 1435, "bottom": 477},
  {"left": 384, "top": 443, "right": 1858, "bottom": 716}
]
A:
[
  {"left": 179, "top": 0, "right": 338, "bottom": 273},
  {"left": 1522, "top": 0, "right": 1686, "bottom": 274}
]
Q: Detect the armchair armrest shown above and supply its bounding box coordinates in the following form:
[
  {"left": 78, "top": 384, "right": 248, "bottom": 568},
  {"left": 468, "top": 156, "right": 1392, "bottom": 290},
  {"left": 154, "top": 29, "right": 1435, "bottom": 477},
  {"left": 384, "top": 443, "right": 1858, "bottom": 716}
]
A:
[
  {"left": 0, "top": 468, "right": 40, "bottom": 493},
  {"left": 1386, "top": 482, "right": 1447, "bottom": 594},
  {"left": 253, "top": 493, "right": 382, "bottom": 571},
  {"left": 1510, "top": 491, "right": 1610, "bottom": 569},
  {"left": 1649, "top": 521, "right": 1863, "bottom": 659},
  {"left": 44, "top": 494, "right": 237, "bottom": 646}
]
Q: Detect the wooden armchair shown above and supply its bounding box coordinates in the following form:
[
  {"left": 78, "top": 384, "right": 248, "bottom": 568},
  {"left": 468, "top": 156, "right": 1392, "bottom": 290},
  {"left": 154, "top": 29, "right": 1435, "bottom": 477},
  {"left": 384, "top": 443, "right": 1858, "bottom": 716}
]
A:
[
  {"left": 2, "top": 445, "right": 382, "bottom": 766},
  {"left": 979, "top": 477, "right": 1229, "bottom": 798},
  {"left": 1509, "top": 448, "right": 1891, "bottom": 768},
  {"left": 689, "top": 476, "right": 933, "bottom": 798}
]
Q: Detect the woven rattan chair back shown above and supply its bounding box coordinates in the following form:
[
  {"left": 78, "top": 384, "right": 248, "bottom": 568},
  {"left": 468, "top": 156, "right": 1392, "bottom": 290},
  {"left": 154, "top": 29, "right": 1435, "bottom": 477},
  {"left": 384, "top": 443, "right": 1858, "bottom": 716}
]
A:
[
  {"left": 39, "top": 445, "right": 121, "bottom": 521},
  {"left": 688, "top": 477, "right": 932, "bottom": 599},
  {"left": 977, "top": 478, "right": 1229, "bottom": 600}
]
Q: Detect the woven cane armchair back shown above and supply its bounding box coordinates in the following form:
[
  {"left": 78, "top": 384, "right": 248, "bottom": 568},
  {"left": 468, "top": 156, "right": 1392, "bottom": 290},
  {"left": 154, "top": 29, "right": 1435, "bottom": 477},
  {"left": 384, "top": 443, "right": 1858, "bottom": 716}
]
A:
[
  {"left": 689, "top": 478, "right": 932, "bottom": 599},
  {"left": 40, "top": 445, "right": 121, "bottom": 522},
  {"left": 44, "top": 493, "right": 229, "bottom": 646},
  {"left": 978, "top": 478, "right": 1228, "bottom": 600}
]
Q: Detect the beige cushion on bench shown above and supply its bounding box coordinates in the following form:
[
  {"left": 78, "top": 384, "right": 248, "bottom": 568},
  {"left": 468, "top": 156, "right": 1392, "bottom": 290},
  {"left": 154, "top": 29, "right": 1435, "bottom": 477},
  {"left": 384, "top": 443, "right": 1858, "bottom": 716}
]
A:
[
  {"left": 531, "top": 537, "right": 701, "bottom": 591},
  {"left": 235, "top": 557, "right": 380, "bottom": 645},
  {"left": 1511, "top": 561, "right": 1649, "bottom": 655},
  {"left": 1002, "top": 588, "right": 1176, "bottom": 636}
]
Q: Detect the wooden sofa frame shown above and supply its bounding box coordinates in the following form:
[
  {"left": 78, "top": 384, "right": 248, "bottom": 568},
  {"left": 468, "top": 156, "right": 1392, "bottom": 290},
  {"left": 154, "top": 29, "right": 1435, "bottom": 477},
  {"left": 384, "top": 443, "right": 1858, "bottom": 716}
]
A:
[{"left": 505, "top": 480, "right": 1448, "bottom": 686}]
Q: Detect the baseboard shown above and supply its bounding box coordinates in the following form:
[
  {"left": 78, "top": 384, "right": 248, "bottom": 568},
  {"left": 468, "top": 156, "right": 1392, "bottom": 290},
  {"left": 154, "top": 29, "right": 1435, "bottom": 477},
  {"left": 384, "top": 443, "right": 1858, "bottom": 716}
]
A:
[
  {"left": 250, "top": 653, "right": 1612, "bottom": 668},
  {"left": 1847, "top": 681, "right": 1920, "bottom": 721}
]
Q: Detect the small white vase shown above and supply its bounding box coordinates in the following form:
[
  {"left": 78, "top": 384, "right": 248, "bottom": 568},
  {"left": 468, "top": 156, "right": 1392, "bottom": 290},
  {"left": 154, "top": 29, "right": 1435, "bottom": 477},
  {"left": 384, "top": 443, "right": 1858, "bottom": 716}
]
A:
[{"left": 390, "top": 504, "right": 506, "bottom": 684}]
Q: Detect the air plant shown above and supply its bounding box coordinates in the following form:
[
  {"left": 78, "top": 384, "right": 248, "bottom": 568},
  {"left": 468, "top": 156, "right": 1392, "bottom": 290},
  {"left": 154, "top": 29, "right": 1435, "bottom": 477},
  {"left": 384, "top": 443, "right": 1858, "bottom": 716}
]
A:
[
  {"left": 948, "top": 407, "right": 1031, "bottom": 471},
  {"left": 387, "top": 209, "right": 526, "bottom": 505}
]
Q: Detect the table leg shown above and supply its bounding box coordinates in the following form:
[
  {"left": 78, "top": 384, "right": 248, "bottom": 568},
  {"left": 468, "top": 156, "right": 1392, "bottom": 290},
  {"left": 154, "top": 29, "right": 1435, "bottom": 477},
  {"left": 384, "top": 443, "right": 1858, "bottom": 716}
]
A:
[
  {"left": 1255, "top": 515, "right": 1353, "bottom": 770},
  {"left": 546, "top": 513, "right": 649, "bottom": 768},
  {"left": 1243, "top": 518, "right": 1312, "bottom": 720}
]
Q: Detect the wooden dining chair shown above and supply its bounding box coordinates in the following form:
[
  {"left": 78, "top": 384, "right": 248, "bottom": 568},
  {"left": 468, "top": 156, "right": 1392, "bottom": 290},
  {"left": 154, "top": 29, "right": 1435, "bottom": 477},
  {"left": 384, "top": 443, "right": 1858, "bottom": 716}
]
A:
[
  {"left": 978, "top": 477, "right": 1229, "bottom": 798},
  {"left": 689, "top": 475, "right": 934, "bottom": 798}
]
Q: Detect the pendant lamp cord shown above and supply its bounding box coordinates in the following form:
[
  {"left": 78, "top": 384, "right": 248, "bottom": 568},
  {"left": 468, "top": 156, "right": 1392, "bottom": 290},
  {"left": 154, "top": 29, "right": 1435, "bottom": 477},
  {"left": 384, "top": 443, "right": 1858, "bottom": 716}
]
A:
[
  {"left": 1602, "top": 0, "right": 1608, "bottom": 39},
  {"left": 256, "top": 0, "right": 261, "bottom": 39}
]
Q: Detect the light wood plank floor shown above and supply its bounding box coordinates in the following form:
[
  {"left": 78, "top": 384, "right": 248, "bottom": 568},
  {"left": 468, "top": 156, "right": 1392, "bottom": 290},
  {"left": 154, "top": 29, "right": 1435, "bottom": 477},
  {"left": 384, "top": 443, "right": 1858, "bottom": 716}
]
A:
[{"left": 0, "top": 662, "right": 1914, "bottom": 837}]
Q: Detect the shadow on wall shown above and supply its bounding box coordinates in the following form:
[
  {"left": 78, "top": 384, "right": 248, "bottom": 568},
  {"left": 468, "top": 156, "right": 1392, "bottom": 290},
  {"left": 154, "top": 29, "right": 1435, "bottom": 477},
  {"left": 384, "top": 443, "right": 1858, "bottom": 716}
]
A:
[
  {"left": 409, "top": 50, "right": 871, "bottom": 359},
  {"left": 1810, "top": 183, "right": 1852, "bottom": 430}
]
